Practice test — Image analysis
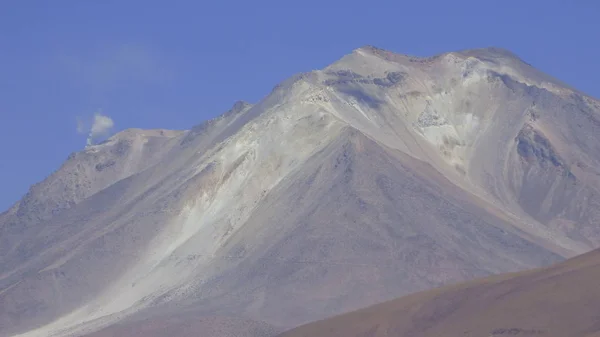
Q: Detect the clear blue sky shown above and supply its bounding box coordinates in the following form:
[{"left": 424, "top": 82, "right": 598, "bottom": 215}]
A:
[{"left": 1, "top": 1, "right": 599, "bottom": 211}]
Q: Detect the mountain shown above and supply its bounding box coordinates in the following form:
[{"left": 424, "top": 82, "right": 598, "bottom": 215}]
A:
[
  {"left": 1, "top": 46, "right": 600, "bottom": 337},
  {"left": 279, "top": 247, "right": 600, "bottom": 337}
]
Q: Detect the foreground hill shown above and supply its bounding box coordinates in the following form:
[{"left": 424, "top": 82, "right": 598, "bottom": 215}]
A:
[
  {"left": 2, "top": 46, "right": 600, "bottom": 337},
  {"left": 280, "top": 247, "right": 600, "bottom": 337}
]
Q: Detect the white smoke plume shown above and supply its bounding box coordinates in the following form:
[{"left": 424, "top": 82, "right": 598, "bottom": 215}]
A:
[{"left": 77, "top": 112, "right": 115, "bottom": 146}]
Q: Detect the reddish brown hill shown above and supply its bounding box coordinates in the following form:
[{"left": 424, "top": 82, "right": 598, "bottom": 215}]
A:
[{"left": 280, "top": 248, "right": 600, "bottom": 337}]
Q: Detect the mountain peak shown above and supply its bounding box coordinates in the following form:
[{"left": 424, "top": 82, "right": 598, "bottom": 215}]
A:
[
  {"left": 223, "top": 100, "right": 253, "bottom": 118},
  {"left": 86, "top": 128, "right": 183, "bottom": 150},
  {"left": 453, "top": 46, "right": 527, "bottom": 63},
  {"left": 110, "top": 128, "right": 183, "bottom": 140},
  {"left": 354, "top": 44, "right": 388, "bottom": 54},
  {"left": 327, "top": 44, "right": 574, "bottom": 98},
  {"left": 355, "top": 45, "right": 524, "bottom": 63},
  {"left": 352, "top": 45, "right": 418, "bottom": 61}
]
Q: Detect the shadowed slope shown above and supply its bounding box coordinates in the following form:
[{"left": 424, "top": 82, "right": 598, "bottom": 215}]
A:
[
  {"left": 280, "top": 248, "right": 600, "bottom": 337},
  {"left": 157, "top": 128, "right": 559, "bottom": 329}
]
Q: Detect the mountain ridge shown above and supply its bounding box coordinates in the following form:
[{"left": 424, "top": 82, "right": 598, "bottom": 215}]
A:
[{"left": 2, "top": 45, "right": 600, "bottom": 337}]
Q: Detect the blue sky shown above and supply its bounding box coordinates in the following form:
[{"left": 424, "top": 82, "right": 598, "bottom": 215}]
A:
[{"left": 1, "top": 1, "right": 599, "bottom": 210}]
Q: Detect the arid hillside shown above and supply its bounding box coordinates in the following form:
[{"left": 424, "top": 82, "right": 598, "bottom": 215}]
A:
[{"left": 280, "top": 248, "right": 600, "bottom": 337}]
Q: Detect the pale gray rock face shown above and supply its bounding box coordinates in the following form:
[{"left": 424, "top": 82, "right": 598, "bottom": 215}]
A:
[{"left": 1, "top": 46, "right": 599, "bottom": 337}]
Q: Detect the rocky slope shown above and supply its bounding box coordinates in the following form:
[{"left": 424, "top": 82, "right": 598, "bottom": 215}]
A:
[{"left": 1, "top": 46, "right": 600, "bottom": 337}]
